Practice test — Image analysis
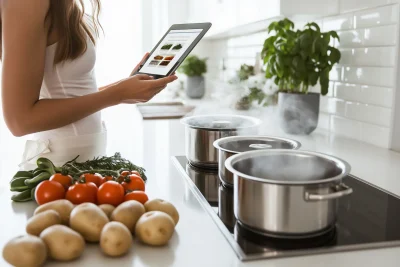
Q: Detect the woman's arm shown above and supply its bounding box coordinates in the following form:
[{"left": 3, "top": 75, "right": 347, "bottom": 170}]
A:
[{"left": 1, "top": 0, "right": 176, "bottom": 137}]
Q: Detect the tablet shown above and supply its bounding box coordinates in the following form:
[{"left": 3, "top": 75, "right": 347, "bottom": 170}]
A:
[{"left": 136, "top": 23, "right": 212, "bottom": 79}]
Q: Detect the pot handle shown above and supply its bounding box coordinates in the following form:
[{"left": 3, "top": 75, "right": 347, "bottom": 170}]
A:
[{"left": 305, "top": 183, "right": 353, "bottom": 201}]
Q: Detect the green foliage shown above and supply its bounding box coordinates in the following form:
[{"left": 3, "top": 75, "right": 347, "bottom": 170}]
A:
[
  {"left": 178, "top": 55, "right": 207, "bottom": 77},
  {"left": 237, "top": 64, "right": 255, "bottom": 81},
  {"left": 261, "top": 18, "right": 341, "bottom": 95}
]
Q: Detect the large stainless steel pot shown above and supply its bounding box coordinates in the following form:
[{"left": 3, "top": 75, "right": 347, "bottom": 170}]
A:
[
  {"left": 181, "top": 115, "right": 262, "bottom": 169},
  {"left": 225, "top": 150, "right": 352, "bottom": 237},
  {"left": 213, "top": 136, "right": 301, "bottom": 187}
]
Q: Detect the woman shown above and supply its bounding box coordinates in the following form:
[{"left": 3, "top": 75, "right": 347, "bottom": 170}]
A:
[{"left": 1, "top": 0, "right": 177, "bottom": 168}]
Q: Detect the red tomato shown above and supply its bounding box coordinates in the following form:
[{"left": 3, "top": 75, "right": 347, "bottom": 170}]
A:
[
  {"left": 66, "top": 182, "right": 97, "bottom": 204},
  {"left": 120, "top": 171, "right": 131, "bottom": 177},
  {"left": 80, "top": 173, "right": 103, "bottom": 187},
  {"left": 97, "top": 181, "right": 125, "bottom": 206},
  {"left": 49, "top": 173, "right": 73, "bottom": 190},
  {"left": 130, "top": 171, "right": 141, "bottom": 178},
  {"left": 35, "top": 181, "right": 66, "bottom": 205},
  {"left": 124, "top": 191, "right": 148, "bottom": 204},
  {"left": 121, "top": 174, "right": 145, "bottom": 192},
  {"left": 100, "top": 175, "right": 114, "bottom": 185}
]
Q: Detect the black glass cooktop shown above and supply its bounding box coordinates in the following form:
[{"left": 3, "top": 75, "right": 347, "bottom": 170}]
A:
[{"left": 173, "top": 156, "right": 400, "bottom": 261}]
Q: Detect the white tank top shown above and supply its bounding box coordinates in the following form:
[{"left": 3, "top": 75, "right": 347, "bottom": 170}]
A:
[{"left": 33, "top": 38, "right": 102, "bottom": 140}]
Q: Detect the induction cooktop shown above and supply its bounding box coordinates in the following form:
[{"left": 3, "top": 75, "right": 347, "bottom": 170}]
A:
[{"left": 172, "top": 156, "right": 400, "bottom": 261}]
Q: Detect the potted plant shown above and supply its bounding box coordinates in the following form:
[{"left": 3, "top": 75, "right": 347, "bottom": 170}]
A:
[
  {"left": 178, "top": 55, "right": 207, "bottom": 99},
  {"left": 262, "top": 18, "right": 341, "bottom": 134}
]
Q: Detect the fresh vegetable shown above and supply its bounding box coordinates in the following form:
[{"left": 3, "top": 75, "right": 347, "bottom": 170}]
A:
[
  {"left": 80, "top": 173, "right": 103, "bottom": 187},
  {"left": 161, "top": 43, "right": 172, "bottom": 50},
  {"left": 110, "top": 200, "right": 145, "bottom": 233},
  {"left": 37, "top": 157, "right": 60, "bottom": 174},
  {"left": 144, "top": 199, "right": 180, "bottom": 225},
  {"left": 135, "top": 211, "right": 175, "bottom": 246},
  {"left": 172, "top": 44, "right": 182, "bottom": 50},
  {"left": 10, "top": 177, "right": 30, "bottom": 189},
  {"left": 100, "top": 175, "right": 114, "bottom": 185},
  {"left": 26, "top": 210, "right": 61, "bottom": 236},
  {"left": 62, "top": 153, "right": 147, "bottom": 182},
  {"left": 50, "top": 173, "right": 73, "bottom": 190},
  {"left": 2, "top": 235, "right": 47, "bottom": 267},
  {"left": 99, "top": 204, "right": 115, "bottom": 219},
  {"left": 24, "top": 172, "right": 51, "bottom": 188},
  {"left": 124, "top": 191, "right": 149, "bottom": 204},
  {"left": 97, "top": 181, "right": 125, "bottom": 206},
  {"left": 12, "top": 170, "right": 34, "bottom": 179},
  {"left": 40, "top": 225, "right": 85, "bottom": 261},
  {"left": 11, "top": 188, "right": 33, "bottom": 202},
  {"left": 35, "top": 180, "right": 66, "bottom": 205},
  {"left": 100, "top": 222, "right": 132, "bottom": 257},
  {"left": 122, "top": 174, "right": 145, "bottom": 192},
  {"left": 34, "top": 199, "right": 74, "bottom": 225},
  {"left": 66, "top": 181, "right": 97, "bottom": 204},
  {"left": 120, "top": 170, "right": 131, "bottom": 177},
  {"left": 69, "top": 203, "right": 109, "bottom": 242}
]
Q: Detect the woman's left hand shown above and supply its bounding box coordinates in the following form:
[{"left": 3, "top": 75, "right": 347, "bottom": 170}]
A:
[{"left": 130, "top": 53, "right": 149, "bottom": 76}]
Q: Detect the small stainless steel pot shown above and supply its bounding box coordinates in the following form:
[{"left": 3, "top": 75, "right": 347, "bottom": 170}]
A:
[
  {"left": 213, "top": 136, "right": 301, "bottom": 187},
  {"left": 225, "top": 149, "right": 352, "bottom": 237},
  {"left": 181, "top": 115, "right": 262, "bottom": 169}
]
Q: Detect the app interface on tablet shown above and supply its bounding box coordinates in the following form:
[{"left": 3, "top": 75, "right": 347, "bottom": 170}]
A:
[{"left": 139, "top": 29, "right": 202, "bottom": 76}]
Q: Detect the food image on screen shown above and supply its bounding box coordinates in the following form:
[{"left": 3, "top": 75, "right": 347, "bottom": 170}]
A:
[
  {"left": 159, "top": 61, "right": 171, "bottom": 66},
  {"left": 149, "top": 60, "right": 160, "bottom": 66},
  {"left": 153, "top": 55, "right": 164, "bottom": 60},
  {"left": 161, "top": 44, "right": 173, "bottom": 50},
  {"left": 164, "top": 55, "right": 175, "bottom": 60},
  {"left": 172, "top": 44, "right": 183, "bottom": 50}
]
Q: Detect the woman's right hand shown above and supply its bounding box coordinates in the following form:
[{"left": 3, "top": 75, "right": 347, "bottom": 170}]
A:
[{"left": 110, "top": 74, "right": 178, "bottom": 104}]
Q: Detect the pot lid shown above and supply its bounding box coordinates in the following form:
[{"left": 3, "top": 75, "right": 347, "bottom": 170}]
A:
[
  {"left": 225, "top": 150, "right": 351, "bottom": 185},
  {"left": 180, "top": 115, "right": 262, "bottom": 131},
  {"left": 213, "top": 136, "right": 301, "bottom": 154}
]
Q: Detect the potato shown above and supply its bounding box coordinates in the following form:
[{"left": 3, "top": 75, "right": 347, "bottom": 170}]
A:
[
  {"left": 99, "top": 204, "right": 115, "bottom": 219},
  {"left": 70, "top": 202, "right": 109, "bottom": 242},
  {"left": 2, "top": 235, "right": 47, "bottom": 267},
  {"left": 40, "top": 225, "right": 85, "bottom": 261},
  {"left": 100, "top": 222, "right": 133, "bottom": 257},
  {"left": 135, "top": 211, "right": 175, "bottom": 246},
  {"left": 26, "top": 210, "right": 61, "bottom": 236},
  {"left": 144, "top": 199, "right": 180, "bottom": 225},
  {"left": 111, "top": 200, "right": 145, "bottom": 234},
  {"left": 34, "top": 199, "right": 74, "bottom": 225}
]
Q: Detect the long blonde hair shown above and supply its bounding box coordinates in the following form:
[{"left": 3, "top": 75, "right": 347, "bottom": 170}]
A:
[{"left": 1, "top": 0, "right": 102, "bottom": 64}]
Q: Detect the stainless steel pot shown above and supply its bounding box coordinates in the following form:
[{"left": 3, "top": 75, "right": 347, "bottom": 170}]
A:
[
  {"left": 181, "top": 115, "right": 262, "bottom": 169},
  {"left": 213, "top": 136, "right": 301, "bottom": 187},
  {"left": 225, "top": 149, "right": 352, "bottom": 237}
]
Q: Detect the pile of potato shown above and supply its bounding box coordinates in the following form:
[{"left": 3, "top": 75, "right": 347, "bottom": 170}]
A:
[{"left": 2, "top": 198, "right": 179, "bottom": 266}]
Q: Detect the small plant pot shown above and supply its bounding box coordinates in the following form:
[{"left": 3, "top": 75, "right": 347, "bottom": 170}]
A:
[
  {"left": 278, "top": 92, "right": 320, "bottom": 135},
  {"left": 186, "top": 76, "right": 205, "bottom": 99}
]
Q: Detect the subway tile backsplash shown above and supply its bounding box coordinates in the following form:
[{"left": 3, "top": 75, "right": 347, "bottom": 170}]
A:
[{"left": 203, "top": 3, "right": 398, "bottom": 148}]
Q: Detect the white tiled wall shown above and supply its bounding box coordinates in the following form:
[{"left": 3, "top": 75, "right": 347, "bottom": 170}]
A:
[{"left": 202, "top": 2, "right": 399, "bottom": 148}]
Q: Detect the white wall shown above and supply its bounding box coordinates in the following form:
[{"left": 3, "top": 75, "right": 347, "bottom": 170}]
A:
[{"left": 200, "top": 2, "right": 400, "bottom": 149}]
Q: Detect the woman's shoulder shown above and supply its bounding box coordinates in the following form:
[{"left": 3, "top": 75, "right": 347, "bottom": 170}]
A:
[{"left": 1, "top": 0, "right": 50, "bottom": 17}]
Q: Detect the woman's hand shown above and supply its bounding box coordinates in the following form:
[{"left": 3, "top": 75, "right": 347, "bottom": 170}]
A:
[
  {"left": 130, "top": 53, "right": 150, "bottom": 76},
  {"left": 108, "top": 74, "right": 178, "bottom": 104}
]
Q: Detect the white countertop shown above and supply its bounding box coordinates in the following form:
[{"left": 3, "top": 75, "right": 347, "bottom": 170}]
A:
[{"left": 1, "top": 102, "right": 400, "bottom": 267}]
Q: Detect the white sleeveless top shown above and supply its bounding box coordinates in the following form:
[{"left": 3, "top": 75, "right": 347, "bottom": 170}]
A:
[
  {"left": 34, "top": 38, "right": 103, "bottom": 140},
  {"left": 20, "top": 38, "right": 107, "bottom": 169}
]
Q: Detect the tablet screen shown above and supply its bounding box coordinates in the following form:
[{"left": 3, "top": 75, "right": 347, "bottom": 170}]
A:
[{"left": 139, "top": 29, "right": 203, "bottom": 76}]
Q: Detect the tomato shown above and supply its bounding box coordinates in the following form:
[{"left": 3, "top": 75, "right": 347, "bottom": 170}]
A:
[
  {"left": 124, "top": 191, "right": 148, "bottom": 204},
  {"left": 120, "top": 171, "right": 131, "bottom": 177},
  {"left": 35, "top": 180, "right": 66, "bottom": 205},
  {"left": 66, "top": 182, "right": 98, "bottom": 204},
  {"left": 80, "top": 173, "right": 103, "bottom": 187},
  {"left": 97, "top": 181, "right": 125, "bottom": 206},
  {"left": 49, "top": 173, "right": 73, "bottom": 190},
  {"left": 100, "top": 175, "right": 114, "bottom": 185},
  {"left": 121, "top": 174, "right": 145, "bottom": 192},
  {"left": 130, "top": 171, "right": 141, "bottom": 178}
]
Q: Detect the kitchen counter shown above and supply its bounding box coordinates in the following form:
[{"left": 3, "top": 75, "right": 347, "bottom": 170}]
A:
[{"left": 1, "top": 102, "right": 400, "bottom": 266}]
